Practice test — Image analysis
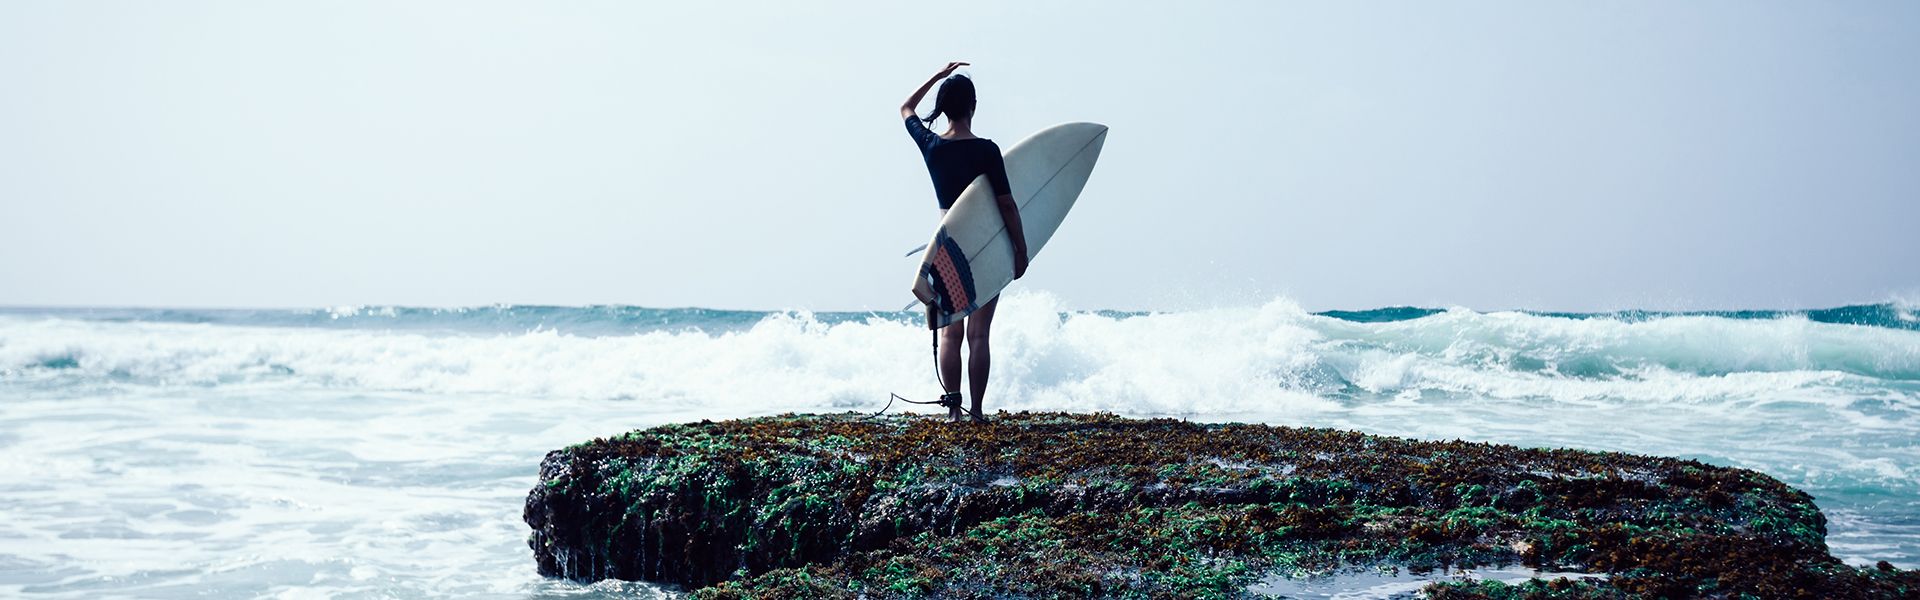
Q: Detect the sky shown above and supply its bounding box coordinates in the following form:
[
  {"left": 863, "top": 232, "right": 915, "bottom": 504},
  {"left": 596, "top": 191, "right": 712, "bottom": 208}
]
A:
[{"left": 2, "top": 1, "right": 1917, "bottom": 312}]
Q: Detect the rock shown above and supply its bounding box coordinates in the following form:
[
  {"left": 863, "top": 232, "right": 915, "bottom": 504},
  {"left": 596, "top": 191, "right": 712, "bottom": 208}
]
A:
[{"left": 523, "top": 412, "right": 1917, "bottom": 598}]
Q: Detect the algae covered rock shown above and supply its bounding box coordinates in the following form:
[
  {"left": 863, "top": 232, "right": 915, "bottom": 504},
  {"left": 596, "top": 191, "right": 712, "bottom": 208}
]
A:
[{"left": 523, "top": 412, "right": 1916, "bottom": 598}]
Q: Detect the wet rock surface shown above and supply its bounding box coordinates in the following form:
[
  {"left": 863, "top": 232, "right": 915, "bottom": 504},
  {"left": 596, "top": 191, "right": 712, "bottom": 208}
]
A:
[{"left": 523, "top": 412, "right": 1916, "bottom": 598}]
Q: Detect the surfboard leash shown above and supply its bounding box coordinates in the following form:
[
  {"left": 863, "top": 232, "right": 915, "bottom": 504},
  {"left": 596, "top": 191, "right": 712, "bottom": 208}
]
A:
[
  {"left": 870, "top": 390, "right": 961, "bottom": 420},
  {"left": 869, "top": 325, "right": 962, "bottom": 419}
]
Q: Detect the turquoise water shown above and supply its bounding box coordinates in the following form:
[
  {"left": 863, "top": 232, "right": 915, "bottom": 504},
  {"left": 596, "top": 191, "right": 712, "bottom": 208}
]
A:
[{"left": 1, "top": 294, "right": 1915, "bottom": 597}]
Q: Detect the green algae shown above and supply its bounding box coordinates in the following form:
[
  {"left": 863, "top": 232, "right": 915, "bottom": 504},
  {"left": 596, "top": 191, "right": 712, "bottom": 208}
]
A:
[{"left": 524, "top": 412, "right": 1918, "bottom": 599}]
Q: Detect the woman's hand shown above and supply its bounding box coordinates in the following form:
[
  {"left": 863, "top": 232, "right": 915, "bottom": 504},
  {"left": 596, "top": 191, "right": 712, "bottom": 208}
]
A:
[{"left": 937, "top": 61, "right": 969, "bottom": 77}]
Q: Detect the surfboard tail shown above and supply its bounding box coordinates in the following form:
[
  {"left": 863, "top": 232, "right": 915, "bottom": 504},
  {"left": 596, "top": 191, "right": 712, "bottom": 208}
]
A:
[{"left": 916, "top": 230, "right": 979, "bottom": 330}]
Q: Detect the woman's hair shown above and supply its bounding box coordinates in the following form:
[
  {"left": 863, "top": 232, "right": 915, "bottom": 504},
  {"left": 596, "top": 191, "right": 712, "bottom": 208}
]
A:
[{"left": 922, "top": 74, "right": 976, "bottom": 128}]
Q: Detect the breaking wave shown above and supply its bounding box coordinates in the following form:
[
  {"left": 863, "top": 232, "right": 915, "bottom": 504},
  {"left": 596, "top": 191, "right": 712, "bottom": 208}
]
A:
[{"left": 3, "top": 295, "right": 1916, "bottom": 412}]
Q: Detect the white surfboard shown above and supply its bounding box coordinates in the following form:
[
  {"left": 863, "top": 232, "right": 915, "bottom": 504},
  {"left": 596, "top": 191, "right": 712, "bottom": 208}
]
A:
[{"left": 911, "top": 122, "right": 1108, "bottom": 329}]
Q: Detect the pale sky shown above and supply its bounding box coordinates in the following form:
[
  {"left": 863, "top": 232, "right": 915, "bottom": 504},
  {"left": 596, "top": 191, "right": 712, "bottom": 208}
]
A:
[{"left": 3, "top": 1, "right": 1917, "bottom": 312}]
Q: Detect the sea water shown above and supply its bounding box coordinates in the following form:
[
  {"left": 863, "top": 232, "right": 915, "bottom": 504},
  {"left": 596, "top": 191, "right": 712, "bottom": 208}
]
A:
[{"left": 2, "top": 293, "right": 1915, "bottom": 597}]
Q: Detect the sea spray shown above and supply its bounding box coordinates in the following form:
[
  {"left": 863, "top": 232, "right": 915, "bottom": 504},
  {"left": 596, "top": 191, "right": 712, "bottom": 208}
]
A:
[{"left": 6, "top": 294, "right": 1917, "bottom": 405}]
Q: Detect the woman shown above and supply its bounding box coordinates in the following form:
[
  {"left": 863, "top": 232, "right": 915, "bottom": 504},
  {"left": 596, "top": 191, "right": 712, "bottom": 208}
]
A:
[{"left": 901, "top": 61, "right": 1029, "bottom": 423}]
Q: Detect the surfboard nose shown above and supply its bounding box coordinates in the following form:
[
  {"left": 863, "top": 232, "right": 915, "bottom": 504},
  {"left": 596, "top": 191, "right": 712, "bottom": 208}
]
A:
[
  {"left": 1051, "top": 122, "right": 1108, "bottom": 142},
  {"left": 1067, "top": 122, "right": 1107, "bottom": 166},
  {"left": 1071, "top": 122, "right": 1107, "bottom": 152}
]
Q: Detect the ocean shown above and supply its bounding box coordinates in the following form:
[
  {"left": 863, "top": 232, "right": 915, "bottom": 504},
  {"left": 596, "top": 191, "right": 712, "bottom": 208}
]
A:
[{"left": 2, "top": 292, "right": 1915, "bottom": 598}]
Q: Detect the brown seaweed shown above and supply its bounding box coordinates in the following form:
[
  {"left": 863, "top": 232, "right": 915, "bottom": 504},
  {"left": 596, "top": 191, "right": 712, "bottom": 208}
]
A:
[{"left": 523, "top": 412, "right": 1916, "bottom": 599}]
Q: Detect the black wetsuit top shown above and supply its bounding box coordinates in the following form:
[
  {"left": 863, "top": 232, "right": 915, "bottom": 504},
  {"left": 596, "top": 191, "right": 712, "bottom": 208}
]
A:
[{"left": 906, "top": 116, "right": 1012, "bottom": 210}]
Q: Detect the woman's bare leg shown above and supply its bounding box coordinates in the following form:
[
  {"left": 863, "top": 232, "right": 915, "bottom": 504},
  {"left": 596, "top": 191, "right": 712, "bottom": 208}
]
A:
[
  {"left": 938, "top": 320, "right": 964, "bottom": 420},
  {"left": 965, "top": 297, "right": 999, "bottom": 421}
]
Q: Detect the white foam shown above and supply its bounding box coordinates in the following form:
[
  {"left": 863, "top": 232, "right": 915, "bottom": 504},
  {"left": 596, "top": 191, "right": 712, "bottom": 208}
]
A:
[{"left": 4, "top": 293, "right": 1918, "bottom": 415}]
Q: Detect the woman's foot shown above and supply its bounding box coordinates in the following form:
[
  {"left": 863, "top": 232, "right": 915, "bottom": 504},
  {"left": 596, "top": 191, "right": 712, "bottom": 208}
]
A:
[
  {"left": 968, "top": 397, "right": 987, "bottom": 423},
  {"left": 939, "top": 391, "right": 963, "bottom": 422}
]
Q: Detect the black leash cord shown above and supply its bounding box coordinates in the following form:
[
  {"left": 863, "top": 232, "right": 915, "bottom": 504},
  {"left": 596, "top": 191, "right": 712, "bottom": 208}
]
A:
[{"left": 869, "top": 327, "right": 948, "bottom": 419}]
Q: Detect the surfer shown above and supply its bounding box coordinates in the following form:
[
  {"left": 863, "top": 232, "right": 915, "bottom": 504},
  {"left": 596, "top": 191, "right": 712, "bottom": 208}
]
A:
[{"left": 902, "top": 61, "right": 1029, "bottom": 423}]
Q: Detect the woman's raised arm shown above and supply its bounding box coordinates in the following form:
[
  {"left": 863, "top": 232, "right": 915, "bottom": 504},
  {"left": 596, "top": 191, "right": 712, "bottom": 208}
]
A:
[{"left": 901, "top": 61, "right": 968, "bottom": 119}]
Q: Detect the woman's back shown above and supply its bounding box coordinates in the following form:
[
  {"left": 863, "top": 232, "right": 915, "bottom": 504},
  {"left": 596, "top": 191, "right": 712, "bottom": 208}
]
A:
[{"left": 906, "top": 116, "right": 1011, "bottom": 210}]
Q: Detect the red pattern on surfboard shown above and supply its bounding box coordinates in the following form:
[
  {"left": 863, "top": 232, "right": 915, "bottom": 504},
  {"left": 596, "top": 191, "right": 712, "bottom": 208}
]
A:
[{"left": 929, "top": 243, "right": 972, "bottom": 314}]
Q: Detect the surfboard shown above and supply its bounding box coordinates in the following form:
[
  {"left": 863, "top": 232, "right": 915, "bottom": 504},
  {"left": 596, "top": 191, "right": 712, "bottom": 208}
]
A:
[{"left": 911, "top": 122, "right": 1108, "bottom": 329}]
